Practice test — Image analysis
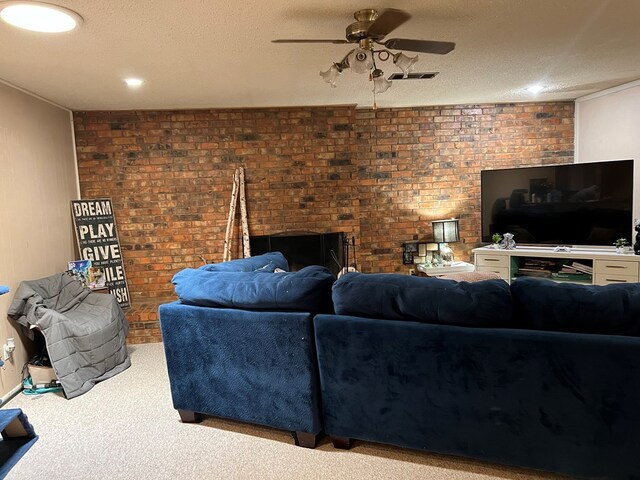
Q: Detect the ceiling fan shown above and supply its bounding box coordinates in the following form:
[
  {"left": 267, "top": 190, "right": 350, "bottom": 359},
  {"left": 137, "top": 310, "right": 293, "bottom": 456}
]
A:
[{"left": 272, "top": 8, "right": 455, "bottom": 95}]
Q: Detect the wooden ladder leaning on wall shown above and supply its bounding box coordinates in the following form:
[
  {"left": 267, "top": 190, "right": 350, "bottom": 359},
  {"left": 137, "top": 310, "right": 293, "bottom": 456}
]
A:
[{"left": 223, "top": 166, "right": 251, "bottom": 262}]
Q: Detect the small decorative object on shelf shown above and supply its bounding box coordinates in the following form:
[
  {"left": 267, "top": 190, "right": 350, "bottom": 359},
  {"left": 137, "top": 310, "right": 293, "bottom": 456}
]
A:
[
  {"left": 634, "top": 220, "right": 640, "bottom": 255},
  {"left": 614, "top": 237, "right": 630, "bottom": 254},
  {"left": 499, "top": 232, "right": 516, "bottom": 250},
  {"left": 439, "top": 244, "right": 455, "bottom": 265},
  {"left": 490, "top": 233, "right": 502, "bottom": 249}
]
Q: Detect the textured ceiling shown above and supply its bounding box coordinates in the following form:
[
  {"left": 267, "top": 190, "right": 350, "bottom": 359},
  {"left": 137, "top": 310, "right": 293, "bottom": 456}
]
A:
[{"left": 0, "top": 0, "right": 639, "bottom": 110}]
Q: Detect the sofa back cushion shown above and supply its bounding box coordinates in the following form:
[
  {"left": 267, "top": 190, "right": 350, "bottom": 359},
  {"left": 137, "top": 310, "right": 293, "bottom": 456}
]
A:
[
  {"left": 173, "top": 265, "right": 335, "bottom": 312},
  {"left": 332, "top": 272, "right": 512, "bottom": 327},
  {"left": 198, "top": 252, "right": 288, "bottom": 273},
  {"left": 511, "top": 277, "right": 640, "bottom": 336}
]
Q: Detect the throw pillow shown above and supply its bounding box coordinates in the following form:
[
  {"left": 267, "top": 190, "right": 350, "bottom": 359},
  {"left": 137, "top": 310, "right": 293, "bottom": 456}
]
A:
[
  {"left": 173, "top": 265, "right": 335, "bottom": 313},
  {"left": 198, "top": 252, "right": 289, "bottom": 273}
]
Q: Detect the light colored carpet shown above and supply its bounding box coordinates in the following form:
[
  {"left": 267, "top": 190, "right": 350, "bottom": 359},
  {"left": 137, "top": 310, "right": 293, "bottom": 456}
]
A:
[{"left": 4, "top": 343, "right": 566, "bottom": 480}]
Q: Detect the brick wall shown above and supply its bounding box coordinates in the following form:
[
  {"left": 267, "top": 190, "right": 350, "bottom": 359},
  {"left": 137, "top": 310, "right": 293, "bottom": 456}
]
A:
[
  {"left": 73, "top": 101, "right": 574, "bottom": 342},
  {"left": 355, "top": 103, "right": 574, "bottom": 272}
]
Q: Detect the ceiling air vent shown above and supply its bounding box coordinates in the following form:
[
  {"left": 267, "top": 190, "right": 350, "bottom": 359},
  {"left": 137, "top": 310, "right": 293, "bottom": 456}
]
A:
[{"left": 387, "top": 72, "right": 439, "bottom": 80}]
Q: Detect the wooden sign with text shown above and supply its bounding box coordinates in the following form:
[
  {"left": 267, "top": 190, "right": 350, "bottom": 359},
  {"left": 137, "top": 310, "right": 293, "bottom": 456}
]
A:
[{"left": 71, "top": 199, "right": 130, "bottom": 308}]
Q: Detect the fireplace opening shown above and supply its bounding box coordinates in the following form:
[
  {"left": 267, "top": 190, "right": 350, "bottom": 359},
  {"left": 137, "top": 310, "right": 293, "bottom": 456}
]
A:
[{"left": 249, "top": 231, "right": 345, "bottom": 276}]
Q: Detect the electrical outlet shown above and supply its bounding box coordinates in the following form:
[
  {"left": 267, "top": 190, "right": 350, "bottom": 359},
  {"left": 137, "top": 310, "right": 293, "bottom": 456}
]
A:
[
  {"left": 3, "top": 337, "right": 15, "bottom": 362},
  {"left": 409, "top": 268, "right": 415, "bottom": 276}
]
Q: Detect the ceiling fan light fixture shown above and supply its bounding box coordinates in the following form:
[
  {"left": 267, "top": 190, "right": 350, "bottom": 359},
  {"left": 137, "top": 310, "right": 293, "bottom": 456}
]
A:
[
  {"left": 347, "top": 47, "right": 374, "bottom": 74},
  {"left": 393, "top": 52, "right": 418, "bottom": 78},
  {"left": 372, "top": 69, "right": 392, "bottom": 94},
  {"left": 275, "top": 8, "right": 454, "bottom": 96},
  {"left": 0, "top": 1, "right": 82, "bottom": 33},
  {"left": 320, "top": 64, "right": 342, "bottom": 88}
]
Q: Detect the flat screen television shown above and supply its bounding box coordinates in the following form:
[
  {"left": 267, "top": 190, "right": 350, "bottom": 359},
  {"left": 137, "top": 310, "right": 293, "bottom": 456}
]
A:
[{"left": 481, "top": 159, "right": 633, "bottom": 246}]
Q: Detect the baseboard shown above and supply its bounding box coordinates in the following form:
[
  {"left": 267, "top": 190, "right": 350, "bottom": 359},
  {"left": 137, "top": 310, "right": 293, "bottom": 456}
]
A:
[{"left": 0, "top": 383, "right": 23, "bottom": 406}]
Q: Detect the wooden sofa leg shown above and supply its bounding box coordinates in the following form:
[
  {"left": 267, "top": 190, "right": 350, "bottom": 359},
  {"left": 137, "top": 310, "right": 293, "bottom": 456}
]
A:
[
  {"left": 178, "top": 409, "right": 202, "bottom": 423},
  {"left": 330, "top": 435, "right": 352, "bottom": 449},
  {"left": 292, "top": 431, "right": 318, "bottom": 448}
]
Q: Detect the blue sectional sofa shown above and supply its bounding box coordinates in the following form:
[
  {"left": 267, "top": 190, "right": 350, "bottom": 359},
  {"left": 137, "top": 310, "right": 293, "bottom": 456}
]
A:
[
  {"left": 160, "top": 256, "right": 640, "bottom": 478},
  {"left": 159, "top": 252, "right": 335, "bottom": 448},
  {"left": 315, "top": 273, "right": 640, "bottom": 479}
]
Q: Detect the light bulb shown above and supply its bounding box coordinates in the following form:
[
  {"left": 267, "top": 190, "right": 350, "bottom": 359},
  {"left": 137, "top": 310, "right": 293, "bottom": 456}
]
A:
[
  {"left": 124, "top": 78, "right": 144, "bottom": 87},
  {"left": 527, "top": 84, "right": 544, "bottom": 94}
]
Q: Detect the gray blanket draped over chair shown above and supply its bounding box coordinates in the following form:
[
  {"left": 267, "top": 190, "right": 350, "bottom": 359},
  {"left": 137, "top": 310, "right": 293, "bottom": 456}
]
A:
[{"left": 8, "top": 273, "right": 130, "bottom": 399}]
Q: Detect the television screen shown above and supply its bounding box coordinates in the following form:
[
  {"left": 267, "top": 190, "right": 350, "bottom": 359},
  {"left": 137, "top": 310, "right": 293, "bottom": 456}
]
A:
[{"left": 481, "top": 160, "right": 633, "bottom": 246}]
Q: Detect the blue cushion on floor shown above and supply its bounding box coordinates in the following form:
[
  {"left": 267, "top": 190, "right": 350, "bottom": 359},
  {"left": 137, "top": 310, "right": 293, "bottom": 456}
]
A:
[
  {"left": 332, "top": 272, "right": 512, "bottom": 327},
  {"left": 511, "top": 277, "right": 640, "bottom": 336},
  {"left": 199, "top": 252, "right": 288, "bottom": 273},
  {"left": 173, "top": 265, "right": 335, "bottom": 312}
]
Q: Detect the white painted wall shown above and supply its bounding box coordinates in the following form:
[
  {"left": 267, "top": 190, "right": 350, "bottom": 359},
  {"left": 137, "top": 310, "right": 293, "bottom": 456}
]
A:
[
  {"left": 575, "top": 80, "right": 640, "bottom": 235},
  {"left": 0, "top": 81, "right": 79, "bottom": 398}
]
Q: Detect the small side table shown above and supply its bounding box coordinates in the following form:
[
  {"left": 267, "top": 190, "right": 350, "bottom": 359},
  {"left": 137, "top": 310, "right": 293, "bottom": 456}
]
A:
[{"left": 416, "top": 261, "right": 475, "bottom": 277}]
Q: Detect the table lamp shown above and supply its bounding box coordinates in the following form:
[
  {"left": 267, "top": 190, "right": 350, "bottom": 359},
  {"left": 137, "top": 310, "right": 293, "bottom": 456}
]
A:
[{"left": 432, "top": 219, "right": 459, "bottom": 266}]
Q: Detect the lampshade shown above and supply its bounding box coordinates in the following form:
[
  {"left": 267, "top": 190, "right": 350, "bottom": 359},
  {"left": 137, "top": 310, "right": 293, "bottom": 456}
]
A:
[
  {"left": 320, "top": 64, "right": 341, "bottom": 87},
  {"left": 393, "top": 52, "right": 418, "bottom": 78},
  {"left": 347, "top": 47, "right": 374, "bottom": 74},
  {"left": 372, "top": 69, "right": 392, "bottom": 93},
  {"left": 432, "top": 219, "right": 460, "bottom": 243}
]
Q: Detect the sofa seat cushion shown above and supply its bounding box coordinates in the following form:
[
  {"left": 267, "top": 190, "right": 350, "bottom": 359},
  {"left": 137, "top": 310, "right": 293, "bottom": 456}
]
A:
[
  {"left": 198, "top": 252, "right": 288, "bottom": 273},
  {"left": 172, "top": 265, "right": 335, "bottom": 312},
  {"left": 512, "top": 277, "right": 640, "bottom": 336},
  {"left": 332, "top": 272, "right": 512, "bottom": 327}
]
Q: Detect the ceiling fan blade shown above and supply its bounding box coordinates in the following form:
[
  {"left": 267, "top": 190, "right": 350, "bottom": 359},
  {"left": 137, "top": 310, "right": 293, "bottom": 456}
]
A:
[
  {"left": 272, "top": 39, "right": 350, "bottom": 44},
  {"left": 383, "top": 38, "right": 455, "bottom": 55},
  {"left": 367, "top": 9, "right": 411, "bottom": 38}
]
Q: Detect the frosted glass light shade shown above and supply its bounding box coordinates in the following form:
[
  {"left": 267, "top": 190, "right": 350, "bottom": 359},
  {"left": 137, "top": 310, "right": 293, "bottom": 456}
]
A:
[
  {"left": 372, "top": 70, "right": 392, "bottom": 94},
  {"left": 347, "top": 47, "right": 374, "bottom": 74},
  {"left": 393, "top": 52, "right": 418, "bottom": 78},
  {"left": 0, "top": 2, "right": 82, "bottom": 32},
  {"left": 320, "top": 64, "right": 341, "bottom": 87}
]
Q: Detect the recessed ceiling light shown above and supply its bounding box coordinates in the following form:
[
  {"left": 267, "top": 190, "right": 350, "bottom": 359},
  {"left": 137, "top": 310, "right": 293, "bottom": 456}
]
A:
[
  {"left": 0, "top": 1, "right": 82, "bottom": 33},
  {"left": 124, "top": 78, "right": 144, "bottom": 88},
  {"left": 526, "top": 84, "right": 544, "bottom": 94}
]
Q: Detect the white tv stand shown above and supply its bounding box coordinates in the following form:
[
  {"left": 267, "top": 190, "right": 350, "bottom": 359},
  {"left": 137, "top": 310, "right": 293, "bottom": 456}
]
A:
[{"left": 473, "top": 245, "right": 640, "bottom": 285}]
